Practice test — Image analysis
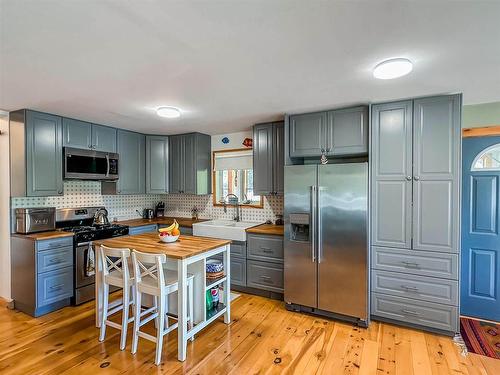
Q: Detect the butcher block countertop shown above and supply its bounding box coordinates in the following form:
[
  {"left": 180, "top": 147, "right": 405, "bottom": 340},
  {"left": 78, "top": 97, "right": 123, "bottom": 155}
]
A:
[
  {"left": 116, "top": 217, "right": 208, "bottom": 228},
  {"left": 11, "top": 231, "right": 74, "bottom": 241},
  {"left": 93, "top": 232, "right": 231, "bottom": 259},
  {"left": 246, "top": 224, "right": 284, "bottom": 236}
]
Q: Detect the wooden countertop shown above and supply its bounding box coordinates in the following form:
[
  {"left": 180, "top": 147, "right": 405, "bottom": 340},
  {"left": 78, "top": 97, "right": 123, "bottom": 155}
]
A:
[
  {"left": 93, "top": 232, "right": 231, "bottom": 260},
  {"left": 246, "top": 224, "right": 284, "bottom": 236},
  {"left": 11, "top": 231, "right": 74, "bottom": 241},
  {"left": 116, "top": 217, "right": 208, "bottom": 228}
]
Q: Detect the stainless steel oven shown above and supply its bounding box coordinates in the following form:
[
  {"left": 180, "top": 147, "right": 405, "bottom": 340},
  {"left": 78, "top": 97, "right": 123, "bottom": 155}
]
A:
[{"left": 64, "top": 147, "right": 119, "bottom": 181}]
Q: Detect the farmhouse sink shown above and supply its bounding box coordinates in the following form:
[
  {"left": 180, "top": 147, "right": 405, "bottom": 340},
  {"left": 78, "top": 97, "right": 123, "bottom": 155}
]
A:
[{"left": 192, "top": 220, "right": 262, "bottom": 241}]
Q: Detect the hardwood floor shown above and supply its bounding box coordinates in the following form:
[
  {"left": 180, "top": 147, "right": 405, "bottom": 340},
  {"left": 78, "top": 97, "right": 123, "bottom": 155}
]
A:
[{"left": 0, "top": 293, "right": 498, "bottom": 374}]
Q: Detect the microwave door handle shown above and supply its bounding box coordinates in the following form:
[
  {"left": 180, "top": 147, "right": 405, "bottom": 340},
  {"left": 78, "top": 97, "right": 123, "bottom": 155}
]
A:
[{"left": 105, "top": 154, "right": 110, "bottom": 177}]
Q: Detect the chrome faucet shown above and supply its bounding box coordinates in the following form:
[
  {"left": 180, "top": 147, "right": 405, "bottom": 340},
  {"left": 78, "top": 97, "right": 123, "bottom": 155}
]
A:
[{"left": 224, "top": 193, "right": 241, "bottom": 222}]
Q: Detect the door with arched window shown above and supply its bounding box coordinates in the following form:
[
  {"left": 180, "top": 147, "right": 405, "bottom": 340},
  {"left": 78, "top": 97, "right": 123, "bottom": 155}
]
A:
[{"left": 461, "top": 136, "right": 500, "bottom": 321}]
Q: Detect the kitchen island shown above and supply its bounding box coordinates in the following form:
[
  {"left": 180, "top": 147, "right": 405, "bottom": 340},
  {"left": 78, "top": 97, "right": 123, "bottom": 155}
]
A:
[{"left": 93, "top": 232, "right": 231, "bottom": 361}]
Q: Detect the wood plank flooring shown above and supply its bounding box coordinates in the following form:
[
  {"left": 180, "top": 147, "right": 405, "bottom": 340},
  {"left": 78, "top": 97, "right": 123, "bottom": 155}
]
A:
[{"left": 0, "top": 293, "right": 498, "bottom": 374}]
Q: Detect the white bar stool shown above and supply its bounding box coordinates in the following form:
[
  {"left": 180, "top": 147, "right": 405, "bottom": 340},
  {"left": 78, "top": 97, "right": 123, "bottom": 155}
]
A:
[
  {"left": 131, "top": 250, "right": 194, "bottom": 366},
  {"left": 98, "top": 245, "right": 135, "bottom": 350}
]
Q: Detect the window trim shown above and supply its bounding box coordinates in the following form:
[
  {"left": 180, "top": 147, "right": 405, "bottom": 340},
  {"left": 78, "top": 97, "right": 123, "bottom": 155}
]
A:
[
  {"left": 471, "top": 143, "right": 500, "bottom": 171},
  {"left": 212, "top": 148, "right": 264, "bottom": 208}
]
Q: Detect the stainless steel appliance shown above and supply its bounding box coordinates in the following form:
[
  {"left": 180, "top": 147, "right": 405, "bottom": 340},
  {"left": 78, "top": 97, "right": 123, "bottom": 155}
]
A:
[
  {"left": 56, "top": 207, "right": 129, "bottom": 304},
  {"left": 15, "top": 207, "right": 56, "bottom": 234},
  {"left": 155, "top": 202, "right": 166, "bottom": 218},
  {"left": 64, "top": 147, "right": 119, "bottom": 181},
  {"left": 284, "top": 163, "right": 368, "bottom": 326},
  {"left": 93, "top": 207, "right": 110, "bottom": 225}
]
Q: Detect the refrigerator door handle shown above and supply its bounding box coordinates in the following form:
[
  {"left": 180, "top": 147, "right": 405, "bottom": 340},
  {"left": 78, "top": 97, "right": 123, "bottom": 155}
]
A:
[
  {"left": 310, "top": 185, "right": 316, "bottom": 263},
  {"left": 317, "top": 186, "right": 322, "bottom": 264}
]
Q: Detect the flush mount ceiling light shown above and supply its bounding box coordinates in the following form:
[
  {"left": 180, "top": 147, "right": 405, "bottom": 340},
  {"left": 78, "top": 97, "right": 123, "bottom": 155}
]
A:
[
  {"left": 373, "top": 58, "right": 413, "bottom": 79},
  {"left": 156, "top": 106, "right": 181, "bottom": 118}
]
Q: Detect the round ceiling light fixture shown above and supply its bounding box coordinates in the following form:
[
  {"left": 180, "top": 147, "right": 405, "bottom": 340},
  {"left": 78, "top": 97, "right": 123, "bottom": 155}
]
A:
[
  {"left": 373, "top": 58, "right": 413, "bottom": 79},
  {"left": 156, "top": 106, "right": 181, "bottom": 118}
]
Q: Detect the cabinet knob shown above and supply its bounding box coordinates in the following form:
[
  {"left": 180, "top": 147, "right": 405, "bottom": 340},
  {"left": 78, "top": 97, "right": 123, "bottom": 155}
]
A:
[
  {"left": 326, "top": 147, "right": 331, "bottom": 153},
  {"left": 88, "top": 144, "right": 92, "bottom": 149},
  {"left": 414, "top": 176, "right": 420, "bottom": 181},
  {"left": 405, "top": 176, "right": 412, "bottom": 181},
  {"left": 320, "top": 148, "right": 325, "bottom": 153}
]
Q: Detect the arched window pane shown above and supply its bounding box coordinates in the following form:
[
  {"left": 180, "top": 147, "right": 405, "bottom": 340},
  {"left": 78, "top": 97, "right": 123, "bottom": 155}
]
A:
[{"left": 472, "top": 143, "right": 500, "bottom": 171}]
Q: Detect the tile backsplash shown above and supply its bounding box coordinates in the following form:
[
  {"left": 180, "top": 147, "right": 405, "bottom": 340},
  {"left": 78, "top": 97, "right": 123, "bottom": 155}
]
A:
[
  {"left": 11, "top": 180, "right": 283, "bottom": 224},
  {"left": 10, "top": 181, "right": 164, "bottom": 221},
  {"left": 164, "top": 194, "right": 283, "bottom": 223}
]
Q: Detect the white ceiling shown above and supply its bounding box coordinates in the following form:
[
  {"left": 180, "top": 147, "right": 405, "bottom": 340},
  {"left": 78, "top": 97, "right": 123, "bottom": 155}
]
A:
[{"left": 1, "top": 1, "right": 500, "bottom": 135}]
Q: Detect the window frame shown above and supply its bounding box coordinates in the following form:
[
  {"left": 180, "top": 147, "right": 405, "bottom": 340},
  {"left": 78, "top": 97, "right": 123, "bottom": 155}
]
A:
[
  {"left": 212, "top": 148, "right": 264, "bottom": 208},
  {"left": 471, "top": 143, "right": 500, "bottom": 171}
]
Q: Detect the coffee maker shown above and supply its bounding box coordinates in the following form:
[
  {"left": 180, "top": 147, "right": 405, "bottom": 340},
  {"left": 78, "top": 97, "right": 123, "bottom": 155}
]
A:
[{"left": 155, "top": 202, "right": 166, "bottom": 218}]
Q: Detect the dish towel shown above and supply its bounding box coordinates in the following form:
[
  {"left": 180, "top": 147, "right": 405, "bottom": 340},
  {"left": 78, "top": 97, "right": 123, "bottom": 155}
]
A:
[{"left": 85, "top": 243, "right": 95, "bottom": 277}]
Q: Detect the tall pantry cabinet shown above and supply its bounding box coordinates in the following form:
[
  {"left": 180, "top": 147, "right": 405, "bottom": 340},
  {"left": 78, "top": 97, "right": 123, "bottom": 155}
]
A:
[{"left": 370, "top": 94, "right": 461, "bottom": 335}]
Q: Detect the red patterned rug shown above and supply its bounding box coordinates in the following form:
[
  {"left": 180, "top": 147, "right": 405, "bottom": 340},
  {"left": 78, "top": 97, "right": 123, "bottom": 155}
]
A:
[{"left": 460, "top": 317, "right": 500, "bottom": 359}]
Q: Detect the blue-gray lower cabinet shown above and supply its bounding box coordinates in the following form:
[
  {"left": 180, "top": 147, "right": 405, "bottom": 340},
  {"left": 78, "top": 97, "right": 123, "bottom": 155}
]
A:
[
  {"left": 246, "top": 233, "right": 284, "bottom": 293},
  {"left": 11, "top": 235, "right": 74, "bottom": 317},
  {"left": 128, "top": 224, "right": 158, "bottom": 235}
]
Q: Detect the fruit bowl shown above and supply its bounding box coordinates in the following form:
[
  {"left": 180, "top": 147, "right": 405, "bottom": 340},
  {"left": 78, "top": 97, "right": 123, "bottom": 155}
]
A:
[{"left": 159, "top": 234, "right": 179, "bottom": 243}]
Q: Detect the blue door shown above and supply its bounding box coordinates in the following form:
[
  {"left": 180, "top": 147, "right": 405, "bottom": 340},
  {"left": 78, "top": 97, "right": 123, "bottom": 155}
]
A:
[{"left": 461, "top": 136, "right": 500, "bottom": 321}]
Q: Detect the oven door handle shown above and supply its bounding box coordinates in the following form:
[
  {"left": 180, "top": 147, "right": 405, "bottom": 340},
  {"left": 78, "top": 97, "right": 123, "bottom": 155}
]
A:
[{"left": 77, "top": 241, "right": 92, "bottom": 247}]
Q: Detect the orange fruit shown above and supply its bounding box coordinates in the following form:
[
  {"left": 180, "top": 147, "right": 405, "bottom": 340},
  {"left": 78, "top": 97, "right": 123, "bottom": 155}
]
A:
[{"left": 171, "top": 228, "right": 180, "bottom": 236}]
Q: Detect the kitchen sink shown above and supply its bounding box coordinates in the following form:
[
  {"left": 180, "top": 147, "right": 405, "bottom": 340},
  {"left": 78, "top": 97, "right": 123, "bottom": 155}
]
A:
[{"left": 192, "top": 220, "right": 262, "bottom": 241}]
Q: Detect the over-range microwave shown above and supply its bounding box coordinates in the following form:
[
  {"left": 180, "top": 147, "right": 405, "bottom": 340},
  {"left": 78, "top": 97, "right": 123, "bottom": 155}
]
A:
[{"left": 64, "top": 147, "right": 119, "bottom": 181}]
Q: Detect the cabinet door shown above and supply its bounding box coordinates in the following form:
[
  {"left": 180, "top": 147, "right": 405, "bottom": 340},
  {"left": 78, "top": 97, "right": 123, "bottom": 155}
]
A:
[
  {"left": 328, "top": 106, "right": 368, "bottom": 156},
  {"left": 62, "top": 118, "right": 92, "bottom": 149},
  {"left": 412, "top": 95, "right": 461, "bottom": 253},
  {"left": 273, "top": 122, "right": 284, "bottom": 194},
  {"left": 371, "top": 101, "right": 413, "bottom": 249},
  {"left": 183, "top": 134, "right": 196, "bottom": 194},
  {"left": 26, "top": 111, "right": 63, "bottom": 196},
  {"left": 253, "top": 123, "right": 274, "bottom": 195},
  {"left": 92, "top": 124, "right": 116, "bottom": 152},
  {"left": 146, "top": 136, "right": 168, "bottom": 193},
  {"left": 116, "top": 130, "right": 145, "bottom": 194},
  {"left": 289, "top": 112, "right": 327, "bottom": 157},
  {"left": 169, "top": 135, "right": 184, "bottom": 193}
]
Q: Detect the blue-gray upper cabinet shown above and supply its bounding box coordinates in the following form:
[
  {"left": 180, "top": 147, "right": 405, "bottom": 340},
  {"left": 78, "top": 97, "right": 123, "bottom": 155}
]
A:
[
  {"left": 168, "top": 133, "right": 211, "bottom": 195},
  {"left": 146, "top": 136, "right": 169, "bottom": 194},
  {"left": 327, "top": 106, "right": 368, "bottom": 156},
  {"left": 116, "top": 130, "right": 145, "bottom": 194},
  {"left": 289, "top": 112, "right": 327, "bottom": 157},
  {"left": 91, "top": 124, "right": 116, "bottom": 152},
  {"left": 62, "top": 118, "right": 92, "bottom": 149},
  {"left": 289, "top": 106, "right": 368, "bottom": 158},
  {"left": 26, "top": 111, "right": 64, "bottom": 196},
  {"left": 63, "top": 119, "right": 116, "bottom": 152},
  {"left": 253, "top": 121, "right": 284, "bottom": 195}
]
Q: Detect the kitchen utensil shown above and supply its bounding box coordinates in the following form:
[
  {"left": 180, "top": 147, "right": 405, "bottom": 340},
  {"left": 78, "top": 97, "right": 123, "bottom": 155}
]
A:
[{"left": 206, "top": 259, "right": 224, "bottom": 273}]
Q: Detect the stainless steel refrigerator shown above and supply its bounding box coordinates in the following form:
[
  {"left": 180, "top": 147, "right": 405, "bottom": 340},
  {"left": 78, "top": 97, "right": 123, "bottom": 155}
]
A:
[{"left": 284, "top": 163, "right": 368, "bottom": 326}]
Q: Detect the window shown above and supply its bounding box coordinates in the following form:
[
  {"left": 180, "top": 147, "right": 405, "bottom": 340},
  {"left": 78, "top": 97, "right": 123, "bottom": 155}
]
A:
[
  {"left": 212, "top": 149, "right": 262, "bottom": 207},
  {"left": 471, "top": 143, "right": 500, "bottom": 171}
]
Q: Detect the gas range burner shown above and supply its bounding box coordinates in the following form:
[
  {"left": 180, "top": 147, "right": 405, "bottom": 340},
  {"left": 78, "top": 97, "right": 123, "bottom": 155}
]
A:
[{"left": 63, "top": 226, "right": 96, "bottom": 233}]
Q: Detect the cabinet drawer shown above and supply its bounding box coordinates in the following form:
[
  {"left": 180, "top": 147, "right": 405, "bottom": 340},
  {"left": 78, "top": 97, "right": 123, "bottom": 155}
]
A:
[
  {"left": 372, "top": 270, "right": 458, "bottom": 306},
  {"left": 371, "top": 246, "right": 458, "bottom": 280},
  {"left": 231, "top": 241, "right": 247, "bottom": 258},
  {"left": 36, "top": 236, "right": 73, "bottom": 251},
  {"left": 37, "top": 266, "right": 73, "bottom": 307},
  {"left": 371, "top": 293, "right": 458, "bottom": 333},
  {"left": 129, "top": 224, "right": 158, "bottom": 235},
  {"left": 37, "top": 246, "right": 73, "bottom": 274},
  {"left": 247, "top": 234, "right": 283, "bottom": 263},
  {"left": 247, "top": 260, "right": 283, "bottom": 292},
  {"left": 209, "top": 255, "right": 246, "bottom": 287}
]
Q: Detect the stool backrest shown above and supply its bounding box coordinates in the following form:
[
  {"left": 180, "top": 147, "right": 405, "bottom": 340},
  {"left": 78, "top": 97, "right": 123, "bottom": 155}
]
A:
[
  {"left": 99, "top": 245, "right": 131, "bottom": 280},
  {"left": 131, "top": 250, "right": 167, "bottom": 290}
]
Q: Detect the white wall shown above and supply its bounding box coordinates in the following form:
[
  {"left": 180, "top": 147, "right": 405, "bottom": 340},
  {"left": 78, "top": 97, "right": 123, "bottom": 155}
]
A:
[
  {"left": 463, "top": 101, "right": 500, "bottom": 128},
  {"left": 0, "top": 111, "right": 11, "bottom": 301},
  {"left": 211, "top": 130, "right": 253, "bottom": 151}
]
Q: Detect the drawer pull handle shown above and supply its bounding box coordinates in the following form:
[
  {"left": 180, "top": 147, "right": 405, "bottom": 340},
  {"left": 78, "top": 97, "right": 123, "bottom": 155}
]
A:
[
  {"left": 401, "top": 309, "right": 419, "bottom": 316},
  {"left": 260, "top": 247, "right": 273, "bottom": 253},
  {"left": 401, "top": 261, "right": 420, "bottom": 269},
  {"left": 48, "top": 258, "right": 62, "bottom": 264},
  {"left": 49, "top": 284, "right": 64, "bottom": 291},
  {"left": 401, "top": 285, "right": 419, "bottom": 292},
  {"left": 259, "top": 275, "right": 273, "bottom": 283}
]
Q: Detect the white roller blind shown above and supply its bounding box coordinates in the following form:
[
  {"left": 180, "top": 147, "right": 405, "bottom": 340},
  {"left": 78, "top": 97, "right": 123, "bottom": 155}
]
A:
[{"left": 214, "top": 150, "right": 253, "bottom": 171}]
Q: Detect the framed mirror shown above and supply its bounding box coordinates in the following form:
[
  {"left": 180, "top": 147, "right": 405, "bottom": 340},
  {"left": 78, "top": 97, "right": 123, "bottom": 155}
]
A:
[{"left": 212, "top": 148, "right": 263, "bottom": 208}]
